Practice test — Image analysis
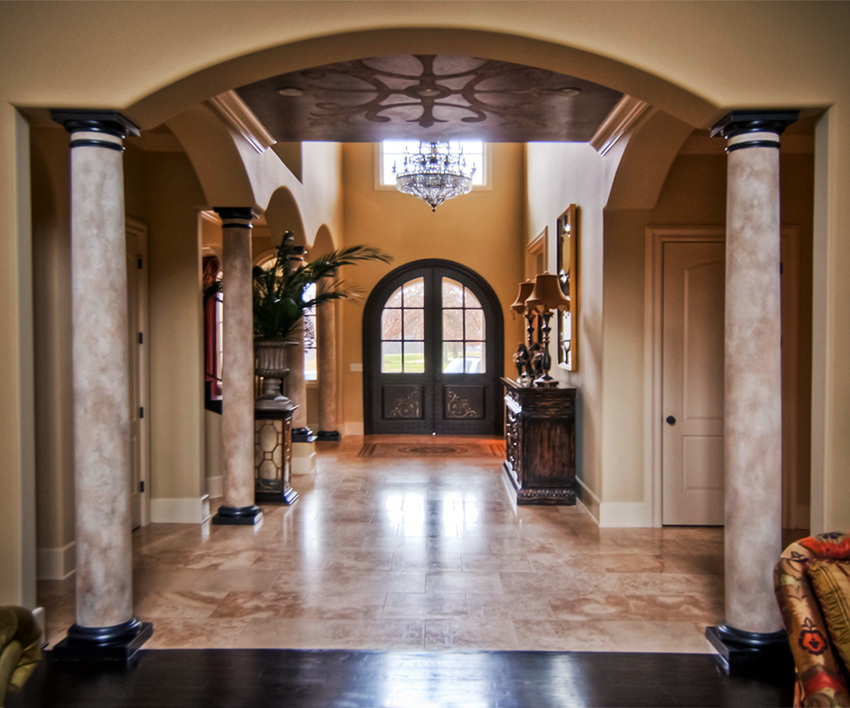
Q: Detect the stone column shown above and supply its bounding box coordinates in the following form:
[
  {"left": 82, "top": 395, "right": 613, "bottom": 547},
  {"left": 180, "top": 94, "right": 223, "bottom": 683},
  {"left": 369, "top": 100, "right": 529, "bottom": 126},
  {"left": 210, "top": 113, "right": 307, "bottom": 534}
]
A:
[
  {"left": 50, "top": 110, "right": 152, "bottom": 660},
  {"left": 212, "top": 208, "right": 263, "bottom": 525},
  {"left": 289, "top": 323, "right": 314, "bottom": 441},
  {"left": 317, "top": 295, "right": 341, "bottom": 441},
  {"left": 706, "top": 110, "right": 798, "bottom": 674}
]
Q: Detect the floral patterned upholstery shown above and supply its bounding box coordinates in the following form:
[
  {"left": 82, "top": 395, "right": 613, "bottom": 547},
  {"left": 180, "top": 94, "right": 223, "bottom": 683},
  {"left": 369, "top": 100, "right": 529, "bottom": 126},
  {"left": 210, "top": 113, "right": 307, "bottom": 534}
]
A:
[{"left": 775, "top": 532, "right": 850, "bottom": 707}]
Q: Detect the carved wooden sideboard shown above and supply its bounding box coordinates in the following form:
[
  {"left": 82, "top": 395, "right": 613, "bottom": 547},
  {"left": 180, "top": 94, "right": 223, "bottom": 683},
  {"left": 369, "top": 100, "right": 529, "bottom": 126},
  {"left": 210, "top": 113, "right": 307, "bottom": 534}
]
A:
[{"left": 501, "top": 378, "right": 576, "bottom": 505}]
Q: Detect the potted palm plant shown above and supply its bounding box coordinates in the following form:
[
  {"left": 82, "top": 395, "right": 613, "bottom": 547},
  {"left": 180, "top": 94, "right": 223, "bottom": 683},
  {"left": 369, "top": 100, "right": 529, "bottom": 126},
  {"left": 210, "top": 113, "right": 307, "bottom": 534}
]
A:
[{"left": 252, "top": 231, "right": 391, "bottom": 401}]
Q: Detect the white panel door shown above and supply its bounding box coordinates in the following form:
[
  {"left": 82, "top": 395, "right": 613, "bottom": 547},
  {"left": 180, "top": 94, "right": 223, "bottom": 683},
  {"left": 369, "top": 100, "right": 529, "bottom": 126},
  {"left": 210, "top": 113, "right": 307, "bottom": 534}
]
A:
[{"left": 662, "top": 241, "right": 725, "bottom": 525}]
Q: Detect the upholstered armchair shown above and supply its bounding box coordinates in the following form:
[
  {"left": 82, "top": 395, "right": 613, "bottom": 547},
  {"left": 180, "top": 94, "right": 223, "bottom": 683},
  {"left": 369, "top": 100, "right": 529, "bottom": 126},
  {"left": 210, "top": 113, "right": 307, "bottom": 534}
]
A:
[
  {"left": 775, "top": 532, "right": 850, "bottom": 707},
  {"left": 0, "top": 606, "right": 42, "bottom": 703}
]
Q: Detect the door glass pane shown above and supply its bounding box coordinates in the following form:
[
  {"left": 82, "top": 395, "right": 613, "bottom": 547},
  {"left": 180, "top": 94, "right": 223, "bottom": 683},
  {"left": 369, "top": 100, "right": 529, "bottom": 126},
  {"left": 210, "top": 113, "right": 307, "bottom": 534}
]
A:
[
  {"left": 404, "top": 277, "right": 424, "bottom": 307},
  {"left": 404, "top": 341, "right": 425, "bottom": 373},
  {"left": 443, "top": 342, "right": 463, "bottom": 373},
  {"left": 466, "top": 342, "right": 485, "bottom": 373},
  {"left": 404, "top": 309, "right": 424, "bottom": 340},
  {"left": 382, "top": 341, "right": 402, "bottom": 373},
  {"left": 382, "top": 309, "right": 402, "bottom": 340},
  {"left": 380, "top": 277, "right": 426, "bottom": 374},
  {"left": 441, "top": 277, "right": 486, "bottom": 375},
  {"left": 464, "top": 287, "right": 481, "bottom": 309},
  {"left": 442, "top": 278, "right": 464, "bottom": 308},
  {"left": 465, "top": 309, "right": 484, "bottom": 340},
  {"left": 442, "top": 309, "right": 463, "bottom": 340},
  {"left": 386, "top": 286, "right": 403, "bottom": 308}
]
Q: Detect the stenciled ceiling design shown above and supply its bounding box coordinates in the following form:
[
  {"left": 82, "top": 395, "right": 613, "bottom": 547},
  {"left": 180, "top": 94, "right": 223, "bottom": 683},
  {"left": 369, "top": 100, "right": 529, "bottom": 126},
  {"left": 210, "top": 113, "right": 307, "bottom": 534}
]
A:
[{"left": 235, "top": 55, "right": 623, "bottom": 142}]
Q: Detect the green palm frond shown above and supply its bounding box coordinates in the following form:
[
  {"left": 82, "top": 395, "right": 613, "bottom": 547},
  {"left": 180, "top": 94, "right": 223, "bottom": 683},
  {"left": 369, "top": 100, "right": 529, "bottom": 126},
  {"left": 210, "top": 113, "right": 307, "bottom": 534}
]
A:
[{"left": 250, "top": 232, "right": 391, "bottom": 341}]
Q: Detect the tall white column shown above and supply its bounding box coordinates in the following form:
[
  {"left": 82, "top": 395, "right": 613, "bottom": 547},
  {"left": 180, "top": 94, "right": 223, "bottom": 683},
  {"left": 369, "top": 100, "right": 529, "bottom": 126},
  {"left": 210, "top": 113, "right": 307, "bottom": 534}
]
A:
[
  {"left": 50, "top": 110, "right": 152, "bottom": 660},
  {"left": 706, "top": 110, "right": 798, "bottom": 674},
  {"left": 317, "top": 295, "right": 341, "bottom": 440},
  {"left": 212, "top": 208, "right": 263, "bottom": 525}
]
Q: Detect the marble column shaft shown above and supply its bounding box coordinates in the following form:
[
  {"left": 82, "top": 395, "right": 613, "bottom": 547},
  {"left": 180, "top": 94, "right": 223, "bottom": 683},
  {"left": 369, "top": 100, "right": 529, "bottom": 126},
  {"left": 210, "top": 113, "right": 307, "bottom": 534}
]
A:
[
  {"left": 723, "top": 128, "right": 785, "bottom": 633},
  {"left": 317, "top": 295, "right": 339, "bottom": 434},
  {"left": 68, "top": 128, "right": 134, "bottom": 629},
  {"left": 221, "top": 215, "right": 257, "bottom": 510}
]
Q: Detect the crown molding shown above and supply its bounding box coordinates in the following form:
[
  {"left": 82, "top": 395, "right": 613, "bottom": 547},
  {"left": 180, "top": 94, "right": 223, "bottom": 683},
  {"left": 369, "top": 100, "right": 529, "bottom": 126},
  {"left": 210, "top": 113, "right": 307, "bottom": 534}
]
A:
[
  {"left": 199, "top": 209, "right": 222, "bottom": 227},
  {"left": 209, "top": 90, "right": 276, "bottom": 154},
  {"left": 589, "top": 95, "right": 651, "bottom": 156}
]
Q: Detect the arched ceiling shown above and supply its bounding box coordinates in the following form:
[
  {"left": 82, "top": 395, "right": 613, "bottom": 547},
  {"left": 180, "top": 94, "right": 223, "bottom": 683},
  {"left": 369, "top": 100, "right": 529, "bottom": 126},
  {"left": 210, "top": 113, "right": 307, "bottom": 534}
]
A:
[{"left": 234, "top": 54, "right": 623, "bottom": 143}]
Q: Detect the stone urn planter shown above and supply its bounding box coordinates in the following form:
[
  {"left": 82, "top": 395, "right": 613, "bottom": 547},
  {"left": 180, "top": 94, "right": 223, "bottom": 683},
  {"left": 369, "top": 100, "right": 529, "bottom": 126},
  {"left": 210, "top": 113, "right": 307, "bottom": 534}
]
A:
[{"left": 254, "top": 340, "right": 298, "bottom": 408}]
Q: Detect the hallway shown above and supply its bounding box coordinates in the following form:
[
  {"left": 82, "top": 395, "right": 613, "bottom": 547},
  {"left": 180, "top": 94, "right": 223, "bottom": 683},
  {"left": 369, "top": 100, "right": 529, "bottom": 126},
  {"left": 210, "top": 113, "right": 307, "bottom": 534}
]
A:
[{"left": 38, "top": 436, "right": 723, "bottom": 653}]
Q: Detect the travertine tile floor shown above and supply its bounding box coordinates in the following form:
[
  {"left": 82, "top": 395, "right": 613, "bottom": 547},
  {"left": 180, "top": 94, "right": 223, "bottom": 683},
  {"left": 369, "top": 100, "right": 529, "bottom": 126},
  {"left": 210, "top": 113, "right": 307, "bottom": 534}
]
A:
[{"left": 39, "top": 435, "right": 726, "bottom": 653}]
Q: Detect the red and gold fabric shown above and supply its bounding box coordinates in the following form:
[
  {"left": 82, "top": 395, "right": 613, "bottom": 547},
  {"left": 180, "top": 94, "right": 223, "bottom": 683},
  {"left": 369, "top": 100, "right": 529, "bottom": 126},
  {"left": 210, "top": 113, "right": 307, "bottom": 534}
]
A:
[{"left": 775, "top": 532, "right": 850, "bottom": 707}]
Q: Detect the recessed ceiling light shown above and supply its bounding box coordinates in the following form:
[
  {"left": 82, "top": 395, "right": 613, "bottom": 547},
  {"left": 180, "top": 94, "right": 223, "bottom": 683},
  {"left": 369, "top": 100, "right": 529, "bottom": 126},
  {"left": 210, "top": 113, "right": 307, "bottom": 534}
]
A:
[{"left": 278, "top": 87, "right": 304, "bottom": 98}]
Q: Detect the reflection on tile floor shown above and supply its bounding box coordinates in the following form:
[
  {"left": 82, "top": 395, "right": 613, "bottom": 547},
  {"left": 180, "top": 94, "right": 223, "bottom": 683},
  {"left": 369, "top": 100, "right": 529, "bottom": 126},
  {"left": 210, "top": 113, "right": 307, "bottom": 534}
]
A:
[{"left": 38, "top": 435, "right": 724, "bottom": 653}]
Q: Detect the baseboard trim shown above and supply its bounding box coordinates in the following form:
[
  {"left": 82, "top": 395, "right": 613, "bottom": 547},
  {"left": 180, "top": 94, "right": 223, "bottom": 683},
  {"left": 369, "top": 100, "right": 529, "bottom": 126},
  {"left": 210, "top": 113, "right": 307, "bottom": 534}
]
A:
[
  {"left": 599, "top": 500, "right": 654, "bottom": 528},
  {"left": 292, "top": 441, "right": 317, "bottom": 476},
  {"left": 150, "top": 495, "right": 211, "bottom": 524},
  {"left": 576, "top": 478, "right": 600, "bottom": 523},
  {"left": 206, "top": 475, "right": 223, "bottom": 500},
  {"left": 37, "top": 541, "right": 77, "bottom": 580}
]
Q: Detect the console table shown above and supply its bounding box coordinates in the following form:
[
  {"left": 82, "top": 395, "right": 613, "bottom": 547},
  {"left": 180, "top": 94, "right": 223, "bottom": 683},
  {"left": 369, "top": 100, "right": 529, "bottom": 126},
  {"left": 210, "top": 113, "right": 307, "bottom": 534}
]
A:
[{"left": 501, "top": 378, "right": 576, "bottom": 505}]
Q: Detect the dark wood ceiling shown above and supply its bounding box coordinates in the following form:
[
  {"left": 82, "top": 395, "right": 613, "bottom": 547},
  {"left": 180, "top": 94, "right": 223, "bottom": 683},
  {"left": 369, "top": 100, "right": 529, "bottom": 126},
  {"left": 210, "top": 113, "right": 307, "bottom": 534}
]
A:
[{"left": 235, "top": 55, "right": 623, "bottom": 143}]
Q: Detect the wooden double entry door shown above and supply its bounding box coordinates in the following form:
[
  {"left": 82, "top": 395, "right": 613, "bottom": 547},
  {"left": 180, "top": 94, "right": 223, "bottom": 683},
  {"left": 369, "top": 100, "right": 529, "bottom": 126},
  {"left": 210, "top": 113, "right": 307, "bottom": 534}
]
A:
[{"left": 363, "top": 260, "right": 504, "bottom": 435}]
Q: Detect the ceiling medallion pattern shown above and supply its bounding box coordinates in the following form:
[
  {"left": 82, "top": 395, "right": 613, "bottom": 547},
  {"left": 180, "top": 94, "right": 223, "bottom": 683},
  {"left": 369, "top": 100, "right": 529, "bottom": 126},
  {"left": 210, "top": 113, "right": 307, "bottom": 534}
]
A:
[
  {"left": 299, "top": 56, "right": 579, "bottom": 130},
  {"left": 235, "top": 54, "right": 623, "bottom": 142}
]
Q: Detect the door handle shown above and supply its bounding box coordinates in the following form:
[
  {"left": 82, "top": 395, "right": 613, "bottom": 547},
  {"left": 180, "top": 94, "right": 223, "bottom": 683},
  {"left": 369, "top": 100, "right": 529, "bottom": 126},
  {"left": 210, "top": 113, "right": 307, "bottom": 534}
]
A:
[{"left": 666, "top": 415, "right": 676, "bottom": 425}]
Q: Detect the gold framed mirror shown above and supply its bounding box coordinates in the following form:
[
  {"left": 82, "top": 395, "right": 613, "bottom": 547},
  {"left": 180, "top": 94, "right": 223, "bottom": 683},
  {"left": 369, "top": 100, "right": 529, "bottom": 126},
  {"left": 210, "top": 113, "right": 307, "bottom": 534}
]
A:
[{"left": 556, "top": 204, "right": 579, "bottom": 371}]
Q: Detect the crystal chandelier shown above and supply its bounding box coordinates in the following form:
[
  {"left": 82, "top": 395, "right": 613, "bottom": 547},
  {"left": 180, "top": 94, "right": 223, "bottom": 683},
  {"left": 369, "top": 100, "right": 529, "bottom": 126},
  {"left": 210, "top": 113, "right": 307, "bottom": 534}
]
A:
[{"left": 394, "top": 141, "right": 476, "bottom": 212}]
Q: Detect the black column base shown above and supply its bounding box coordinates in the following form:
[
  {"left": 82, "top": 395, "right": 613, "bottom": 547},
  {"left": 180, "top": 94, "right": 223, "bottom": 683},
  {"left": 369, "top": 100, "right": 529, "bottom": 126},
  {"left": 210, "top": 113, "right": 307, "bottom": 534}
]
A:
[
  {"left": 212, "top": 504, "right": 264, "bottom": 525},
  {"left": 52, "top": 618, "right": 153, "bottom": 662},
  {"left": 706, "top": 624, "right": 793, "bottom": 676},
  {"left": 317, "top": 430, "right": 342, "bottom": 441},
  {"left": 292, "top": 427, "right": 317, "bottom": 443}
]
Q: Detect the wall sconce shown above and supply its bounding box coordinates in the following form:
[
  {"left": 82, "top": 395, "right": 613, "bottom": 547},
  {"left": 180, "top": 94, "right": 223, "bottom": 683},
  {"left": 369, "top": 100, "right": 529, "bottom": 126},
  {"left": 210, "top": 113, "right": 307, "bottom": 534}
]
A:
[{"left": 525, "top": 272, "right": 570, "bottom": 387}]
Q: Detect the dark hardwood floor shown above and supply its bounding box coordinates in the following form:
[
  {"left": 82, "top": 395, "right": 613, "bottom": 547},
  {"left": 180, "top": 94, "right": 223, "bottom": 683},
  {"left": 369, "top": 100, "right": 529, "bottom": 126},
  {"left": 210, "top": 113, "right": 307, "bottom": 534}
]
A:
[{"left": 8, "top": 649, "right": 793, "bottom": 707}]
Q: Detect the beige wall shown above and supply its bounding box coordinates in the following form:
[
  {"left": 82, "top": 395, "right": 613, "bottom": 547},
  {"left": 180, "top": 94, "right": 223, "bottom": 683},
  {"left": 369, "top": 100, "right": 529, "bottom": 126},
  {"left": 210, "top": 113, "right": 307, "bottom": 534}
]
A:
[
  {"left": 30, "top": 127, "right": 75, "bottom": 579},
  {"left": 525, "top": 142, "right": 622, "bottom": 517},
  {"left": 131, "top": 150, "right": 208, "bottom": 510},
  {"left": 340, "top": 142, "right": 525, "bottom": 432},
  {"left": 1, "top": 109, "right": 37, "bottom": 606}
]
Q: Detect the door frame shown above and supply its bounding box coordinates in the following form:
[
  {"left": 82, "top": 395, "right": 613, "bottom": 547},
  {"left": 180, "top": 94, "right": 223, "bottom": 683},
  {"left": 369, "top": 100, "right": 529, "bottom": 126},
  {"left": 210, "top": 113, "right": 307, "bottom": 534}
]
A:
[
  {"left": 646, "top": 227, "right": 725, "bottom": 528},
  {"left": 645, "top": 225, "right": 801, "bottom": 528},
  {"left": 126, "top": 217, "right": 150, "bottom": 528},
  {"left": 362, "top": 258, "right": 504, "bottom": 435}
]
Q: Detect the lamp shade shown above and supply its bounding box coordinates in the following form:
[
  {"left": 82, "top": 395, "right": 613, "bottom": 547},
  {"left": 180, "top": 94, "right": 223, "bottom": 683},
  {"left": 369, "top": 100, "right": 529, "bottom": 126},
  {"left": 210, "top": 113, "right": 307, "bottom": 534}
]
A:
[
  {"left": 510, "top": 280, "right": 536, "bottom": 314},
  {"left": 526, "top": 272, "right": 570, "bottom": 312}
]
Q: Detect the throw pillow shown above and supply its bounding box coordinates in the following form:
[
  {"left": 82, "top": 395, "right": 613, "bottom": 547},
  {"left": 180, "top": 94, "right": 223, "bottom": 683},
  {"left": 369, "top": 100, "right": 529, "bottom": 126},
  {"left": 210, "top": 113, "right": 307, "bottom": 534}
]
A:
[{"left": 809, "top": 559, "right": 850, "bottom": 669}]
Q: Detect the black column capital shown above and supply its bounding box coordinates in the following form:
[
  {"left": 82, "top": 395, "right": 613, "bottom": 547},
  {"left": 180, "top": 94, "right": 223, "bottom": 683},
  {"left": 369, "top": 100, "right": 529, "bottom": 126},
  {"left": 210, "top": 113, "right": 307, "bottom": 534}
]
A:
[
  {"left": 51, "top": 110, "right": 140, "bottom": 139},
  {"left": 214, "top": 207, "right": 260, "bottom": 227},
  {"left": 710, "top": 110, "right": 799, "bottom": 148}
]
